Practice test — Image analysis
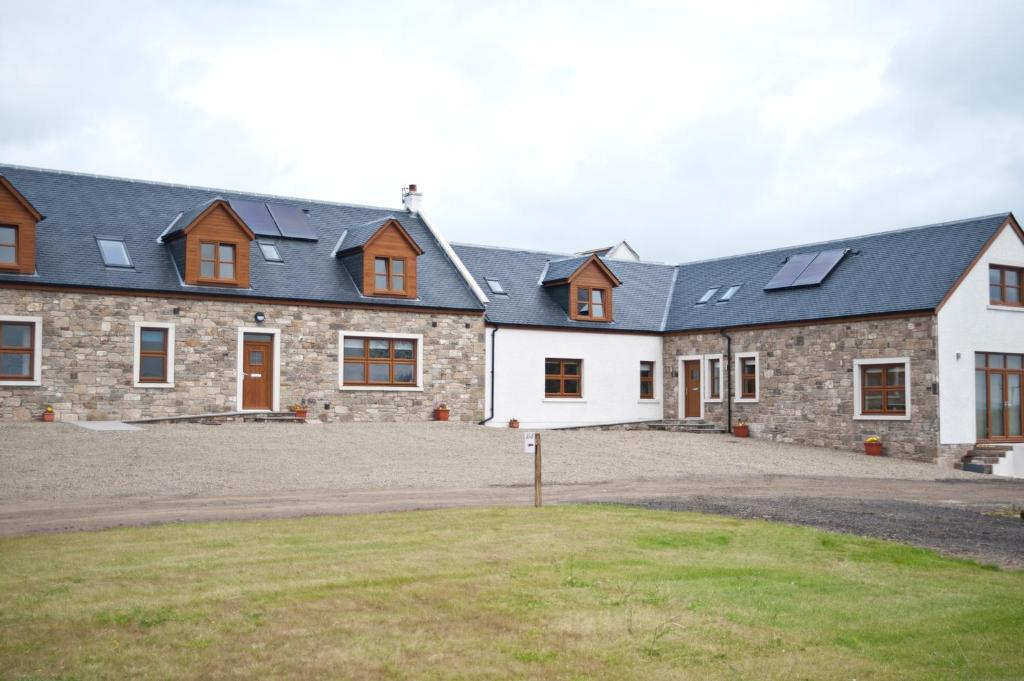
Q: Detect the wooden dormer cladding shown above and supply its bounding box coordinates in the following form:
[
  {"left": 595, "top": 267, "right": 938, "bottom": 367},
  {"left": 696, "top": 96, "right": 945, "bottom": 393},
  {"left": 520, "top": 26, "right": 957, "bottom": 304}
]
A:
[
  {"left": 170, "top": 200, "right": 255, "bottom": 288},
  {"left": 543, "top": 255, "right": 622, "bottom": 322},
  {"left": 338, "top": 219, "right": 425, "bottom": 298},
  {"left": 0, "top": 176, "right": 44, "bottom": 274}
]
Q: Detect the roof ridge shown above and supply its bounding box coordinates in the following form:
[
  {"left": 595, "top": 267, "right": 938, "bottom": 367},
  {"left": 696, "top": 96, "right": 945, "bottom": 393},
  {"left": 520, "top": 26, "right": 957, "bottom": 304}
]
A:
[
  {"left": 675, "top": 213, "right": 1012, "bottom": 267},
  {"left": 0, "top": 162, "right": 404, "bottom": 214},
  {"left": 451, "top": 240, "right": 669, "bottom": 266}
]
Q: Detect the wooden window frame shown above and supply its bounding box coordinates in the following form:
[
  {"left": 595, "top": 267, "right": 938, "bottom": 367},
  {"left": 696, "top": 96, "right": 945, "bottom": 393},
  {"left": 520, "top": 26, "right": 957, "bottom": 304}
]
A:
[
  {"left": 853, "top": 357, "right": 911, "bottom": 421},
  {"left": 133, "top": 322, "right": 175, "bottom": 388},
  {"left": 572, "top": 286, "right": 611, "bottom": 321},
  {"left": 372, "top": 256, "right": 408, "bottom": 296},
  {"left": 859, "top": 363, "right": 907, "bottom": 416},
  {"left": 545, "top": 358, "right": 583, "bottom": 398},
  {"left": 989, "top": 265, "right": 1023, "bottom": 307},
  {"left": 640, "top": 360, "right": 656, "bottom": 400},
  {"left": 198, "top": 241, "right": 238, "bottom": 284},
  {"left": 974, "top": 352, "right": 1024, "bottom": 441},
  {"left": 707, "top": 357, "right": 722, "bottom": 400},
  {"left": 0, "top": 320, "right": 34, "bottom": 380},
  {"left": 735, "top": 352, "right": 759, "bottom": 402},
  {"left": 0, "top": 225, "right": 18, "bottom": 270},
  {"left": 342, "top": 336, "right": 418, "bottom": 387},
  {"left": 137, "top": 328, "right": 169, "bottom": 384}
]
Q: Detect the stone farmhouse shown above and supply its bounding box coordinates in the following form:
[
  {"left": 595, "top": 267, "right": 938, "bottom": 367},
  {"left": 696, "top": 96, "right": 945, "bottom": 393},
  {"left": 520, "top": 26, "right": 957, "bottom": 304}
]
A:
[{"left": 1, "top": 164, "right": 1022, "bottom": 467}]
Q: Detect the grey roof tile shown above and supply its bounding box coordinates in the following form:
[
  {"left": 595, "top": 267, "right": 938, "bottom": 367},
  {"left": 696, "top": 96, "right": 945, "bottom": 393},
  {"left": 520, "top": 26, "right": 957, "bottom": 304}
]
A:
[{"left": 0, "top": 164, "right": 483, "bottom": 311}]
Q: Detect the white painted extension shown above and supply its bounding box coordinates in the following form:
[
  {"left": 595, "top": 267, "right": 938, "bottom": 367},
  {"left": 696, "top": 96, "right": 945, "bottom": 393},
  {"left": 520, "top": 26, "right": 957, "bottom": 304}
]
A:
[{"left": 484, "top": 326, "right": 663, "bottom": 429}]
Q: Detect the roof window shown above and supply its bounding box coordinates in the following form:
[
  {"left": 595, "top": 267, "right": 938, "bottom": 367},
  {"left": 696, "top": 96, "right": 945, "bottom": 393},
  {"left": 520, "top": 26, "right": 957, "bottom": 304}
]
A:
[
  {"left": 257, "top": 240, "right": 283, "bottom": 262},
  {"left": 697, "top": 287, "right": 719, "bottom": 304},
  {"left": 719, "top": 285, "right": 741, "bottom": 302},
  {"left": 96, "top": 238, "right": 133, "bottom": 268},
  {"left": 485, "top": 278, "right": 506, "bottom": 295}
]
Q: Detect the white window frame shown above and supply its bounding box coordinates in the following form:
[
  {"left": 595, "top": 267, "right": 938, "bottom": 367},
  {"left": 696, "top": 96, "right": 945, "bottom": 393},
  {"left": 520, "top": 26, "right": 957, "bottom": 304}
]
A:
[
  {"left": 853, "top": 357, "right": 912, "bottom": 421},
  {"left": 735, "top": 351, "right": 760, "bottom": 403},
  {"left": 0, "top": 314, "right": 42, "bottom": 386},
  {"left": 676, "top": 354, "right": 705, "bottom": 419},
  {"left": 133, "top": 322, "right": 175, "bottom": 388},
  {"left": 704, "top": 353, "right": 724, "bottom": 402},
  {"left": 338, "top": 330, "right": 424, "bottom": 392},
  {"left": 236, "top": 326, "right": 282, "bottom": 411}
]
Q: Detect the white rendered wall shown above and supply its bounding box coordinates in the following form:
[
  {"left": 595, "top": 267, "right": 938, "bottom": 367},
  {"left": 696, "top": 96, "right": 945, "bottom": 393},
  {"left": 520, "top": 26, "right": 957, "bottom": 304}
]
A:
[
  {"left": 484, "top": 326, "right": 663, "bottom": 429},
  {"left": 937, "top": 222, "right": 1024, "bottom": 445},
  {"left": 992, "top": 444, "right": 1024, "bottom": 478}
]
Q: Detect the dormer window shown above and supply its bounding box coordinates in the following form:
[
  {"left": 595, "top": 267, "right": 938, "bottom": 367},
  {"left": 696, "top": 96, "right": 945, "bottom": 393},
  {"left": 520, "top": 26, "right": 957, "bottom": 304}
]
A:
[
  {"left": 375, "top": 256, "right": 406, "bottom": 294},
  {"left": 0, "top": 176, "right": 43, "bottom": 274},
  {"left": 576, "top": 286, "right": 608, "bottom": 320},
  {"left": 0, "top": 226, "right": 16, "bottom": 267},
  {"left": 200, "top": 242, "right": 236, "bottom": 283},
  {"left": 96, "top": 238, "right": 133, "bottom": 268}
]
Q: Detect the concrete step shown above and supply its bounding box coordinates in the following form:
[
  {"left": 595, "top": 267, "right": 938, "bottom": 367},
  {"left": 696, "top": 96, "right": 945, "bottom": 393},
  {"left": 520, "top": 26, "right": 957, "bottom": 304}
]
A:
[
  {"left": 962, "top": 462, "right": 994, "bottom": 474},
  {"left": 126, "top": 411, "right": 302, "bottom": 425}
]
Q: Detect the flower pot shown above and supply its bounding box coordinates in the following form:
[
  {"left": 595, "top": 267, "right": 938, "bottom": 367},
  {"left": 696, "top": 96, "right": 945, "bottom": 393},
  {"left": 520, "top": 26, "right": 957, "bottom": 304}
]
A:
[
  {"left": 41, "top": 412, "right": 55, "bottom": 423},
  {"left": 864, "top": 441, "right": 883, "bottom": 456},
  {"left": 292, "top": 409, "right": 308, "bottom": 422},
  {"left": 434, "top": 408, "right": 450, "bottom": 422},
  {"left": 732, "top": 424, "right": 749, "bottom": 438},
  {"left": 508, "top": 419, "right": 520, "bottom": 429}
]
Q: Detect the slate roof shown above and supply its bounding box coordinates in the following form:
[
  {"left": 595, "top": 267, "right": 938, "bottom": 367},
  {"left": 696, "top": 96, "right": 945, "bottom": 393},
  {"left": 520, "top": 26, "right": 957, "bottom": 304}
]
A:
[
  {"left": 665, "top": 213, "right": 1012, "bottom": 331},
  {"left": 0, "top": 164, "right": 484, "bottom": 311},
  {"left": 452, "top": 244, "right": 677, "bottom": 332},
  {"left": 455, "top": 213, "right": 1014, "bottom": 333},
  {"left": 335, "top": 216, "right": 402, "bottom": 254}
]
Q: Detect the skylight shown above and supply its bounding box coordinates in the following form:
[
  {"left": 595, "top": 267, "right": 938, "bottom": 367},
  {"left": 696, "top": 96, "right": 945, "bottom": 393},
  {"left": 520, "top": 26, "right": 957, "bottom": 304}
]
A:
[
  {"left": 719, "top": 285, "right": 741, "bottom": 302},
  {"left": 258, "top": 241, "right": 283, "bottom": 262},
  {"left": 697, "top": 287, "right": 719, "bottom": 304},
  {"left": 485, "top": 278, "right": 506, "bottom": 294},
  {"left": 96, "top": 238, "right": 132, "bottom": 268}
]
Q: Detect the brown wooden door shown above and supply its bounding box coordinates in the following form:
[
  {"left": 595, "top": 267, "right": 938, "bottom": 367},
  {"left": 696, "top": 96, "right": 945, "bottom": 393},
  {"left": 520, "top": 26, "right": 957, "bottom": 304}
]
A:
[
  {"left": 242, "top": 334, "right": 274, "bottom": 410},
  {"left": 683, "top": 360, "right": 701, "bottom": 418}
]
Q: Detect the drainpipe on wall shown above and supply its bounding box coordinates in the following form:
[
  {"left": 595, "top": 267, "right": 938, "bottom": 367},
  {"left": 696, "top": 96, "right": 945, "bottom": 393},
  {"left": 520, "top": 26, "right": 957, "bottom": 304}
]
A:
[
  {"left": 720, "top": 329, "right": 732, "bottom": 433},
  {"left": 479, "top": 324, "right": 499, "bottom": 425}
]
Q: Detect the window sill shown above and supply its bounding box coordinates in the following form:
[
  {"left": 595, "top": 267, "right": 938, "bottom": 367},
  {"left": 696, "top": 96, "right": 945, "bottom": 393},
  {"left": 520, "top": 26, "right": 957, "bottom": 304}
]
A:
[
  {"left": 854, "top": 414, "right": 911, "bottom": 421},
  {"left": 987, "top": 304, "right": 1024, "bottom": 313},
  {"left": 134, "top": 382, "right": 174, "bottom": 389},
  {"left": 542, "top": 398, "right": 587, "bottom": 403},
  {"left": 704, "top": 397, "right": 723, "bottom": 403},
  {"left": 735, "top": 397, "right": 759, "bottom": 403},
  {"left": 638, "top": 399, "right": 660, "bottom": 404},
  {"left": 339, "top": 385, "right": 424, "bottom": 392},
  {"left": 0, "top": 379, "right": 40, "bottom": 387}
]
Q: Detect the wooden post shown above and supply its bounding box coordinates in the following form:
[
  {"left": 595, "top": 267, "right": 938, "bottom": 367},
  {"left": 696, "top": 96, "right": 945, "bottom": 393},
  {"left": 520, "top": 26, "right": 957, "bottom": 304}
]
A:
[{"left": 534, "top": 433, "right": 542, "bottom": 508}]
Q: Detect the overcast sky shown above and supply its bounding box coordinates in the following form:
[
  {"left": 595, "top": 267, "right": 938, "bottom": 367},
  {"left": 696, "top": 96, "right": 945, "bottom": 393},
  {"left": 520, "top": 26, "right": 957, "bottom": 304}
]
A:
[{"left": 2, "top": 1, "right": 1022, "bottom": 263}]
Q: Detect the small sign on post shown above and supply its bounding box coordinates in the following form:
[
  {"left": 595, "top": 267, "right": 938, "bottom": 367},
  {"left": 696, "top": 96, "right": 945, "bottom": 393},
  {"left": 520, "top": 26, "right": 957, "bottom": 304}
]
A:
[{"left": 525, "top": 432, "right": 542, "bottom": 507}]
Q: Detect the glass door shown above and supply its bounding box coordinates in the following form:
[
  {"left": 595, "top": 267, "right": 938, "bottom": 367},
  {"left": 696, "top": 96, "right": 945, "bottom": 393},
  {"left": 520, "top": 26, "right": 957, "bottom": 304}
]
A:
[{"left": 976, "top": 353, "right": 1024, "bottom": 441}]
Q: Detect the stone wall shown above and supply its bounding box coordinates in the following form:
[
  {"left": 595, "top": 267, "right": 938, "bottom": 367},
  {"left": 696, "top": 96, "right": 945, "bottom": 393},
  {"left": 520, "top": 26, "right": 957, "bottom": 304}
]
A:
[
  {"left": 0, "top": 287, "right": 485, "bottom": 423},
  {"left": 662, "top": 315, "right": 940, "bottom": 461}
]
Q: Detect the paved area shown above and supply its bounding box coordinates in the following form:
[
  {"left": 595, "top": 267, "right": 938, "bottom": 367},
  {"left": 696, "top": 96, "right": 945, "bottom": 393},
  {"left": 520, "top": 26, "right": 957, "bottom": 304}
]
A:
[{"left": 2, "top": 422, "right": 1022, "bottom": 566}]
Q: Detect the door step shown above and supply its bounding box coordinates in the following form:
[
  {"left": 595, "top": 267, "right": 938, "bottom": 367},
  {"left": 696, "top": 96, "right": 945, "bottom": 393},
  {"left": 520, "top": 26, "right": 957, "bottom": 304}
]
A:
[
  {"left": 955, "top": 444, "right": 1014, "bottom": 474},
  {"left": 125, "top": 411, "right": 303, "bottom": 425}
]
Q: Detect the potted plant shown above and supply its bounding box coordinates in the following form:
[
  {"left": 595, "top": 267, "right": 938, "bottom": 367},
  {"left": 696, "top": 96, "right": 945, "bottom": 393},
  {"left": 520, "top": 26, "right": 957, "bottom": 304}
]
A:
[
  {"left": 864, "top": 436, "right": 883, "bottom": 456},
  {"left": 41, "top": 405, "right": 55, "bottom": 423},
  {"left": 289, "top": 403, "right": 308, "bottom": 422},
  {"left": 732, "top": 419, "right": 749, "bottom": 438},
  {"left": 508, "top": 418, "right": 520, "bottom": 429},
  {"left": 434, "top": 402, "right": 450, "bottom": 422}
]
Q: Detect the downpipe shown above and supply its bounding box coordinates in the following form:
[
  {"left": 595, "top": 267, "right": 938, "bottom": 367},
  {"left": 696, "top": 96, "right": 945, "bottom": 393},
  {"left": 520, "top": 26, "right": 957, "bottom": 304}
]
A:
[
  {"left": 720, "top": 329, "right": 732, "bottom": 433},
  {"left": 479, "top": 324, "right": 498, "bottom": 425}
]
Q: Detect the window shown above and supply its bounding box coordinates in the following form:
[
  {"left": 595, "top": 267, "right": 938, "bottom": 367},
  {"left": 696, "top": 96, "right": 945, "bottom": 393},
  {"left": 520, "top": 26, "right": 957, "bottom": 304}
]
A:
[
  {"left": 373, "top": 257, "right": 407, "bottom": 294},
  {"left": 697, "top": 288, "right": 719, "bottom": 304},
  {"left": 735, "top": 352, "right": 759, "bottom": 402},
  {"left": 0, "top": 226, "right": 16, "bottom": 267},
  {"left": 853, "top": 357, "right": 911, "bottom": 420},
  {"left": 719, "top": 285, "right": 741, "bottom": 302},
  {"left": 0, "top": 316, "right": 42, "bottom": 385},
  {"left": 860, "top": 363, "right": 906, "bottom": 416},
  {"left": 707, "top": 357, "right": 722, "bottom": 400},
  {"left": 200, "top": 242, "right": 236, "bottom": 282},
  {"left": 640, "top": 361, "right": 655, "bottom": 399},
  {"left": 990, "top": 265, "right": 1022, "bottom": 306},
  {"left": 575, "top": 287, "right": 608, "bottom": 320},
  {"left": 257, "top": 241, "right": 282, "bottom": 262},
  {"left": 485, "top": 278, "right": 505, "bottom": 294},
  {"left": 342, "top": 336, "right": 417, "bottom": 386},
  {"left": 96, "top": 238, "right": 132, "bottom": 268},
  {"left": 545, "top": 358, "right": 582, "bottom": 398},
  {"left": 133, "top": 323, "right": 175, "bottom": 387}
]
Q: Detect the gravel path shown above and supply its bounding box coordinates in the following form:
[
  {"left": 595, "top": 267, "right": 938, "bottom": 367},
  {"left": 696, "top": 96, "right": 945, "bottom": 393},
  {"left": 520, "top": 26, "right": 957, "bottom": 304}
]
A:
[
  {"left": 625, "top": 496, "right": 1024, "bottom": 568},
  {"left": 0, "top": 421, "right": 977, "bottom": 501}
]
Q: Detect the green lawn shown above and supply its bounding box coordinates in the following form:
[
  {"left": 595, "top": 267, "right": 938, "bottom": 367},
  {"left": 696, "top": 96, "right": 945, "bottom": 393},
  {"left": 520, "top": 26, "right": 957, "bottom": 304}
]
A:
[{"left": 1, "top": 506, "right": 1022, "bottom": 680}]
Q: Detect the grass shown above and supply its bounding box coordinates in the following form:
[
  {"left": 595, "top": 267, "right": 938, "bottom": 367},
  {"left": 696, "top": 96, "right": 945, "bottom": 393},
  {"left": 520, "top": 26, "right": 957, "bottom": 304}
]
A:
[{"left": 0, "top": 505, "right": 1022, "bottom": 680}]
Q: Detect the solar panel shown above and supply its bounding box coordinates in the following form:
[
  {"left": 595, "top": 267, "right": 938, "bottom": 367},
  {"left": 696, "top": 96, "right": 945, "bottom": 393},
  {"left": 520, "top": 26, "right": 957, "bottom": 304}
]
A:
[
  {"left": 763, "top": 252, "right": 817, "bottom": 290},
  {"left": 228, "top": 199, "right": 280, "bottom": 237},
  {"left": 268, "top": 203, "right": 317, "bottom": 241},
  {"left": 792, "top": 249, "right": 848, "bottom": 287}
]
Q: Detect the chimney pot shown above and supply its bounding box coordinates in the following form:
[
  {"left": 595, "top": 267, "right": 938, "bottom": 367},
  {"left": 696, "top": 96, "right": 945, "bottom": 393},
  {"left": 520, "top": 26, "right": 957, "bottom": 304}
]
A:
[{"left": 402, "top": 184, "right": 423, "bottom": 214}]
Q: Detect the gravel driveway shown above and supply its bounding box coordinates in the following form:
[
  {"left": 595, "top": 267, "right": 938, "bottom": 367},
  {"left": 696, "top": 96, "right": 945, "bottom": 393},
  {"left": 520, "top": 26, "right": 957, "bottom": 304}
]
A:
[{"left": 0, "top": 421, "right": 977, "bottom": 501}]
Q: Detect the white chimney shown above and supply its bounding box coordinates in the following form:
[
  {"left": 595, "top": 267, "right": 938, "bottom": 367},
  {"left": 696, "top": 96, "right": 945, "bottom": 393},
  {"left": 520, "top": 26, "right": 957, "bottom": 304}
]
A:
[{"left": 402, "top": 184, "right": 423, "bottom": 214}]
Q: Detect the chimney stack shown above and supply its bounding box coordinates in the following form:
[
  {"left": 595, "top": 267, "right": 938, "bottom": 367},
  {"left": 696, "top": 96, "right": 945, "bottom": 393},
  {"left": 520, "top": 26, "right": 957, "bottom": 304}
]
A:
[{"left": 402, "top": 184, "right": 422, "bottom": 214}]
